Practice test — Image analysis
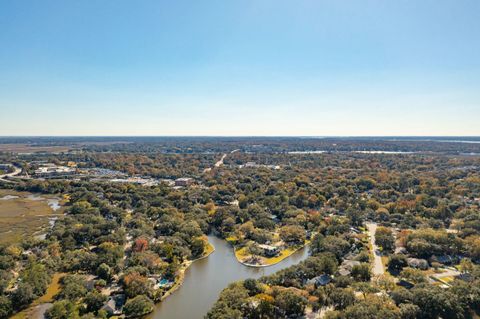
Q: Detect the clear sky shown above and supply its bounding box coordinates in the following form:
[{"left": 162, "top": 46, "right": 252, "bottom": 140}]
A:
[{"left": 1, "top": 0, "right": 479, "bottom": 136}]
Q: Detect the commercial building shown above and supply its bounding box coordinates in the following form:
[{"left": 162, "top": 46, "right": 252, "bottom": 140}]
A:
[
  {"left": 175, "top": 177, "right": 194, "bottom": 187},
  {"left": 34, "top": 164, "right": 76, "bottom": 178}
]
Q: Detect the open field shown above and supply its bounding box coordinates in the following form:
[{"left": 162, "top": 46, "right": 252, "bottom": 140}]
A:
[
  {"left": 0, "top": 144, "right": 73, "bottom": 153},
  {"left": 0, "top": 189, "right": 64, "bottom": 244},
  {"left": 0, "top": 141, "right": 133, "bottom": 153}
]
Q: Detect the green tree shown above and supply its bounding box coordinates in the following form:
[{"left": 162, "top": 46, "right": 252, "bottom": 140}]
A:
[
  {"left": 206, "top": 283, "right": 249, "bottom": 319},
  {"left": 351, "top": 263, "right": 371, "bottom": 282},
  {"left": 388, "top": 254, "right": 408, "bottom": 274},
  {"left": 58, "top": 276, "right": 88, "bottom": 301},
  {"left": 400, "top": 268, "right": 426, "bottom": 284},
  {"left": 275, "top": 289, "right": 307, "bottom": 317},
  {"left": 21, "top": 262, "right": 50, "bottom": 296},
  {"left": 190, "top": 238, "right": 205, "bottom": 259},
  {"left": 0, "top": 295, "right": 12, "bottom": 319},
  {"left": 84, "top": 291, "right": 107, "bottom": 313},
  {"left": 279, "top": 225, "right": 306, "bottom": 245},
  {"left": 11, "top": 283, "right": 35, "bottom": 309},
  {"left": 329, "top": 288, "right": 355, "bottom": 310},
  {"left": 343, "top": 297, "right": 400, "bottom": 319},
  {"left": 123, "top": 295, "right": 154, "bottom": 318},
  {"left": 243, "top": 278, "right": 262, "bottom": 296},
  {"left": 45, "top": 300, "right": 78, "bottom": 319},
  {"left": 375, "top": 227, "right": 395, "bottom": 252},
  {"left": 96, "top": 263, "right": 112, "bottom": 282},
  {"left": 399, "top": 303, "right": 420, "bottom": 319}
]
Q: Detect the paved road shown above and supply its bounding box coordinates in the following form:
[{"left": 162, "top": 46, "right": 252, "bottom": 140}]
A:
[
  {"left": 366, "top": 222, "right": 385, "bottom": 276},
  {"left": 204, "top": 150, "right": 239, "bottom": 173},
  {"left": 0, "top": 165, "right": 21, "bottom": 183},
  {"left": 214, "top": 154, "right": 227, "bottom": 167}
]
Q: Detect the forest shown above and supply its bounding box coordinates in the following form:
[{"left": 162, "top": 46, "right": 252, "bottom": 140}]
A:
[{"left": 0, "top": 137, "right": 479, "bottom": 318}]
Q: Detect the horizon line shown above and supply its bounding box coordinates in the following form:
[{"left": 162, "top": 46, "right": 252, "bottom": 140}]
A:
[{"left": 0, "top": 135, "right": 480, "bottom": 138}]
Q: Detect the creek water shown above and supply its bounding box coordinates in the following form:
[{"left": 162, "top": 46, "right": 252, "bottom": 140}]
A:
[{"left": 149, "top": 235, "right": 309, "bottom": 319}]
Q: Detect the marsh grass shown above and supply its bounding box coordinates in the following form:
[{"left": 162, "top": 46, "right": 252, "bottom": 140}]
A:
[{"left": 0, "top": 189, "right": 64, "bottom": 244}]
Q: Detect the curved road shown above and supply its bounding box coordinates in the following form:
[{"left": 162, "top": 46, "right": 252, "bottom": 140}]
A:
[{"left": 0, "top": 165, "right": 21, "bottom": 183}]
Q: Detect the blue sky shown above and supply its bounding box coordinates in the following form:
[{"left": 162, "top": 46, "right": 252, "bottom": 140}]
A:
[{"left": 0, "top": 0, "right": 479, "bottom": 136}]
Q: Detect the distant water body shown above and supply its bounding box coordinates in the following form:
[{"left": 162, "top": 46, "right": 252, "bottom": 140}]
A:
[
  {"left": 353, "top": 151, "right": 414, "bottom": 154},
  {"left": 436, "top": 140, "right": 480, "bottom": 144},
  {"left": 288, "top": 150, "right": 415, "bottom": 154}
]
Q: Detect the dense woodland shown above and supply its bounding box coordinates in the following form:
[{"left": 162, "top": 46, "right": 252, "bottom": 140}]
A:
[{"left": 0, "top": 137, "right": 479, "bottom": 318}]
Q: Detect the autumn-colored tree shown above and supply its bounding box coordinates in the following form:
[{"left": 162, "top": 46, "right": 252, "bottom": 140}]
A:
[
  {"left": 133, "top": 238, "right": 149, "bottom": 253},
  {"left": 123, "top": 272, "right": 152, "bottom": 298}
]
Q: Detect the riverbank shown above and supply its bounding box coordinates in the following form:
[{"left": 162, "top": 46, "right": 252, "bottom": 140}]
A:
[
  {"left": 233, "top": 241, "right": 310, "bottom": 268},
  {"left": 149, "top": 235, "right": 310, "bottom": 319},
  {"left": 160, "top": 239, "right": 215, "bottom": 301}
]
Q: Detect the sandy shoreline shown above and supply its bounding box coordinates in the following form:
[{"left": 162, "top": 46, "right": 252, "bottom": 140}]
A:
[{"left": 232, "top": 242, "right": 309, "bottom": 268}]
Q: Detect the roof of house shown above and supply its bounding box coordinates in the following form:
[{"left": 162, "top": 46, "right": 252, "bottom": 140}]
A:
[
  {"left": 397, "top": 279, "right": 415, "bottom": 289},
  {"left": 258, "top": 244, "right": 279, "bottom": 251},
  {"left": 338, "top": 268, "right": 351, "bottom": 276},
  {"left": 309, "top": 274, "right": 332, "bottom": 286},
  {"left": 407, "top": 258, "right": 428, "bottom": 264},
  {"left": 341, "top": 260, "right": 361, "bottom": 269},
  {"left": 101, "top": 299, "right": 117, "bottom": 313},
  {"left": 430, "top": 255, "right": 454, "bottom": 264},
  {"left": 101, "top": 294, "right": 125, "bottom": 314}
]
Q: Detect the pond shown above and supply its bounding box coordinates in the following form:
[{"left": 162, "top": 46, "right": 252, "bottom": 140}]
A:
[{"left": 149, "top": 235, "right": 309, "bottom": 319}]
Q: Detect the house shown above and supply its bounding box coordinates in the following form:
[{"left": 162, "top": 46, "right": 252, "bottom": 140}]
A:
[
  {"left": 84, "top": 275, "right": 98, "bottom": 290},
  {"left": 101, "top": 294, "right": 125, "bottom": 315},
  {"left": 456, "top": 273, "right": 473, "bottom": 282},
  {"left": 267, "top": 214, "right": 279, "bottom": 222},
  {"left": 397, "top": 279, "right": 415, "bottom": 289},
  {"left": 349, "top": 227, "right": 361, "bottom": 234},
  {"left": 430, "top": 255, "right": 455, "bottom": 265},
  {"left": 307, "top": 274, "right": 332, "bottom": 288},
  {"left": 175, "top": 177, "right": 194, "bottom": 187},
  {"left": 241, "top": 162, "right": 280, "bottom": 170},
  {"left": 101, "top": 298, "right": 117, "bottom": 315},
  {"left": 407, "top": 258, "right": 429, "bottom": 270},
  {"left": 258, "top": 244, "right": 280, "bottom": 257},
  {"left": 338, "top": 260, "right": 361, "bottom": 276}
]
